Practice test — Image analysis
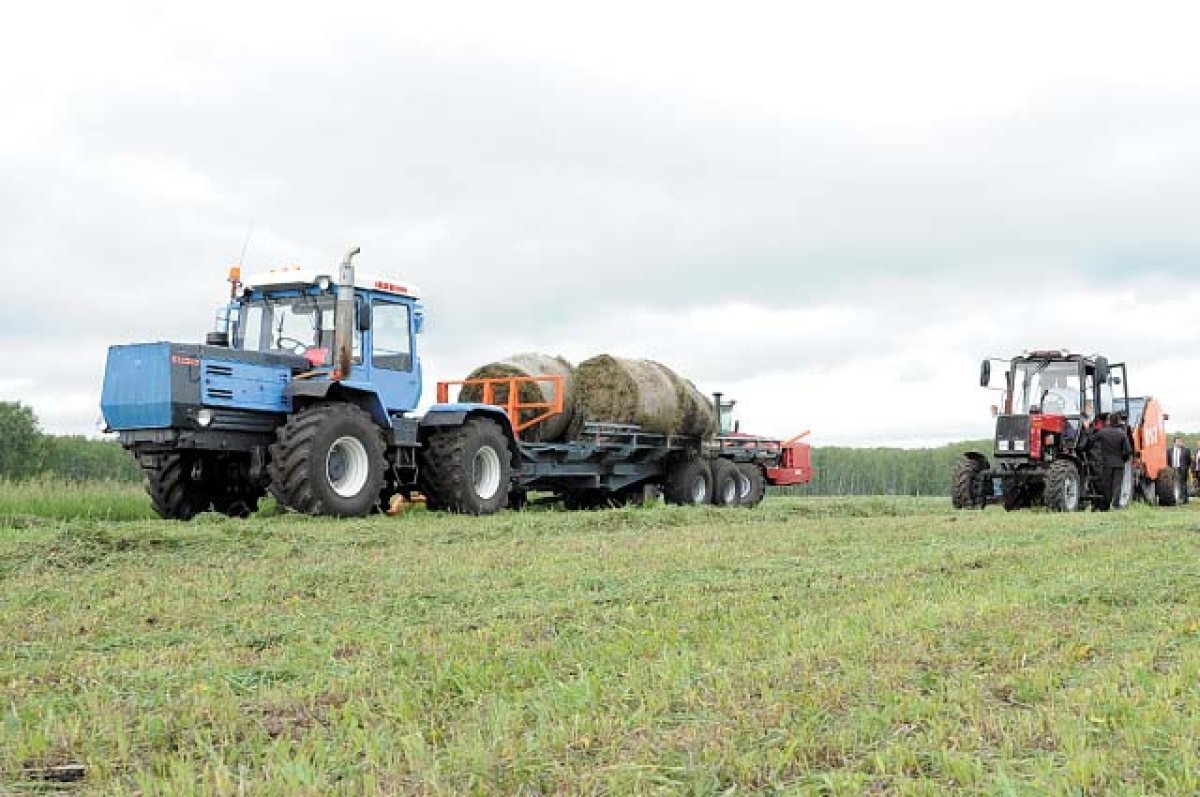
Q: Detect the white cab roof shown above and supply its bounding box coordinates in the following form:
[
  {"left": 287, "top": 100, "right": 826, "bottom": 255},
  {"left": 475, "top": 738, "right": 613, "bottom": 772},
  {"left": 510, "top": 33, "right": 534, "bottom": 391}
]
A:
[{"left": 242, "top": 266, "right": 422, "bottom": 299}]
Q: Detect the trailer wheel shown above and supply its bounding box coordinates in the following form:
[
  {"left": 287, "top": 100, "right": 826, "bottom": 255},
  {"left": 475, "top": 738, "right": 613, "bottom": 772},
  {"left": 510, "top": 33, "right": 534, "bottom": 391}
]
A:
[
  {"left": 141, "top": 452, "right": 211, "bottom": 521},
  {"left": 736, "top": 463, "right": 767, "bottom": 508},
  {"left": 269, "top": 403, "right": 387, "bottom": 517},
  {"left": 664, "top": 459, "right": 711, "bottom": 506},
  {"left": 1156, "top": 467, "right": 1181, "bottom": 507},
  {"left": 710, "top": 459, "right": 740, "bottom": 507},
  {"left": 419, "top": 418, "right": 513, "bottom": 515},
  {"left": 1044, "top": 460, "right": 1082, "bottom": 512},
  {"left": 951, "top": 457, "right": 986, "bottom": 509}
]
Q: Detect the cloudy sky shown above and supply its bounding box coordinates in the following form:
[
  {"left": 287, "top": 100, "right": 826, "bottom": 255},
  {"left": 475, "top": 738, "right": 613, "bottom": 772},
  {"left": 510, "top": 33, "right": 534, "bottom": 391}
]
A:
[{"left": 3, "top": 0, "right": 1200, "bottom": 446}]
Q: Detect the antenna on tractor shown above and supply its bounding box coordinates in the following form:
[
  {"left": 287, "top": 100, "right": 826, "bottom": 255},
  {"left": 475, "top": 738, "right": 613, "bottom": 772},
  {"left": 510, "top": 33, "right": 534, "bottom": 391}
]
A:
[{"left": 237, "top": 220, "right": 255, "bottom": 269}]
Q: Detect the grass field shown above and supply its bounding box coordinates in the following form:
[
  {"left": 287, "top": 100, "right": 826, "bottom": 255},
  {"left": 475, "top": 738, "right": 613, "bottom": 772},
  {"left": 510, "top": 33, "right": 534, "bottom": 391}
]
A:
[{"left": 3, "top": 490, "right": 1200, "bottom": 794}]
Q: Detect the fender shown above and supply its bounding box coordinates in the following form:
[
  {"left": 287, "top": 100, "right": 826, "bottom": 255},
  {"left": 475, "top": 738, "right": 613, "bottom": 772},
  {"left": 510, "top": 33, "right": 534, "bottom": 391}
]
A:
[
  {"left": 285, "top": 381, "right": 390, "bottom": 428},
  {"left": 963, "top": 451, "right": 991, "bottom": 469},
  {"left": 421, "top": 403, "right": 518, "bottom": 464}
]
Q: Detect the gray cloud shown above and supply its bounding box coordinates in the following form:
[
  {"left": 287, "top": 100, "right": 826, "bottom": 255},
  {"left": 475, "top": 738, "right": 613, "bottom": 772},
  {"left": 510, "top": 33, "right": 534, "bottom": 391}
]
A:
[{"left": 5, "top": 33, "right": 1200, "bottom": 441}]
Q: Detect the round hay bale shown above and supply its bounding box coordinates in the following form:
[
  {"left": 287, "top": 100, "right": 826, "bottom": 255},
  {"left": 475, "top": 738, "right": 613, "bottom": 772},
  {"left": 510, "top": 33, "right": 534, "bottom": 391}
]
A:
[
  {"left": 573, "top": 355, "right": 715, "bottom": 438},
  {"left": 671, "top": 373, "right": 718, "bottom": 438},
  {"left": 459, "top": 353, "right": 575, "bottom": 441}
]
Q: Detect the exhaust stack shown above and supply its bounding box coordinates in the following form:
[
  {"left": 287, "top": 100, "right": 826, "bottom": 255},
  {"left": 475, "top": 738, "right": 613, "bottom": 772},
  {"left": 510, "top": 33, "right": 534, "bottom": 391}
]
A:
[{"left": 333, "top": 245, "right": 361, "bottom": 381}]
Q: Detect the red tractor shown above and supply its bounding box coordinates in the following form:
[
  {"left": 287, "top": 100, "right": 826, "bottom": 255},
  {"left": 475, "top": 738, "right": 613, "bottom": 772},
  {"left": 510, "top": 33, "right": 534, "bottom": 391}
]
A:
[
  {"left": 953, "top": 350, "right": 1179, "bottom": 511},
  {"left": 711, "top": 393, "right": 812, "bottom": 506}
]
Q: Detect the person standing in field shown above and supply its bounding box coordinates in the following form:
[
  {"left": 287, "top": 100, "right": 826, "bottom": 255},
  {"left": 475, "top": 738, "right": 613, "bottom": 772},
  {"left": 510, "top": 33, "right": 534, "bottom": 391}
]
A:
[
  {"left": 1168, "top": 436, "right": 1191, "bottom": 504},
  {"left": 1193, "top": 439, "right": 1200, "bottom": 499},
  {"left": 1088, "top": 414, "right": 1132, "bottom": 511}
]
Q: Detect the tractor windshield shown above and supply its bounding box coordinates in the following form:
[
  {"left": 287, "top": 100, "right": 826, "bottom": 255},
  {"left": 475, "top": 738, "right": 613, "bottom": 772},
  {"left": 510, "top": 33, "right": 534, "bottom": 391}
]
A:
[
  {"left": 236, "top": 294, "right": 360, "bottom": 363},
  {"left": 1012, "top": 360, "right": 1084, "bottom": 416}
]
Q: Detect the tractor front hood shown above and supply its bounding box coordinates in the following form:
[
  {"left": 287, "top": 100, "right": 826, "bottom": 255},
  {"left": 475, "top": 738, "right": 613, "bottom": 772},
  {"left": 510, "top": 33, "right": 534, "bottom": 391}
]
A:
[
  {"left": 101, "top": 341, "right": 308, "bottom": 431},
  {"left": 994, "top": 413, "right": 1068, "bottom": 460}
]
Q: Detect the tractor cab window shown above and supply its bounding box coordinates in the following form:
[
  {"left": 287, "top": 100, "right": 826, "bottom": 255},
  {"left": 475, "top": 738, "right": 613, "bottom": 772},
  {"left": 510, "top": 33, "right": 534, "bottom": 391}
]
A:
[
  {"left": 1013, "top": 361, "right": 1083, "bottom": 416},
  {"left": 237, "top": 294, "right": 361, "bottom": 363},
  {"left": 372, "top": 301, "right": 412, "bottom": 371}
]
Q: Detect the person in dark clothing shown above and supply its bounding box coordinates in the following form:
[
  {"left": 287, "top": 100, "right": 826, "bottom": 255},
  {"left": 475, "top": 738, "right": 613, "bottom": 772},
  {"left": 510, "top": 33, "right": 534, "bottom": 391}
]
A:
[
  {"left": 1088, "top": 414, "right": 1133, "bottom": 510},
  {"left": 1168, "top": 436, "right": 1192, "bottom": 504}
]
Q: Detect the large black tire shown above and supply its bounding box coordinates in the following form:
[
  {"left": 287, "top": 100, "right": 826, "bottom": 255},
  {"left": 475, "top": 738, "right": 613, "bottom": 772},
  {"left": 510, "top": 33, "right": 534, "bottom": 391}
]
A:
[
  {"left": 269, "top": 403, "right": 387, "bottom": 517},
  {"left": 951, "top": 457, "right": 986, "bottom": 510},
  {"left": 1044, "top": 459, "right": 1082, "bottom": 512},
  {"left": 736, "top": 463, "right": 767, "bottom": 508},
  {"left": 1156, "top": 467, "right": 1181, "bottom": 507},
  {"left": 710, "top": 459, "right": 740, "bottom": 507},
  {"left": 419, "top": 418, "right": 513, "bottom": 515},
  {"left": 140, "top": 452, "right": 211, "bottom": 521},
  {"left": 663, "top": 459, "right": 712, "bottom": 506}
]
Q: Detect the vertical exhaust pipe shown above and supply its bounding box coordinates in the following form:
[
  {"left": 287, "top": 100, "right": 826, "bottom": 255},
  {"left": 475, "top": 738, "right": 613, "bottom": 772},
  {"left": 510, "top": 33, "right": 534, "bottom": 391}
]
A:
[{"left": 333, "top": 245, "right": 360, "bottom": 381}]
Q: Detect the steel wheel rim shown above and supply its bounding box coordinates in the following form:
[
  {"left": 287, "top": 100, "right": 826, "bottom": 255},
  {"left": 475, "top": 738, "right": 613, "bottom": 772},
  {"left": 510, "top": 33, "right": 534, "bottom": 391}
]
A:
[
  {"left": 326, "top": 436, "right": 370, "bottom": 498},
  {"left": 690, "top": 475, "right": 707, "bottom": 504},
  {"left": 736, "top": 471, "right": 751, "bottom": 500},
  {"left": 473, "top": 446, "right": 503, "bottom": 500},
  {"left": 720, "top": 479, "right": 737, "bottom": 505},
  {"left": 1064, "top": 472, "right": 1079, "bottom": 510},
  {"left": 1118, "top": 463, "right": 1134, "bottom": 507}
]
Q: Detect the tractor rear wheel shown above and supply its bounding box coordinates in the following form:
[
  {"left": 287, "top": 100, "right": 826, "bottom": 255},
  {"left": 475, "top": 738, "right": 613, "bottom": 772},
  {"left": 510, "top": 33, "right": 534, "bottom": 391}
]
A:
[
  {"left": 1156, "top": 467, "right": 1181, "bottom": 507},
  {"left": 419, "top": 418, "right": 513, "bottom": 515},
  {"left": 663, "top": 459, "right": 712, "bottom": 506},
  {"left": 710, "top": 459, "right": 740, "bottom": 507},
  {"left": 269, "top": 403, "right": 387, "bottom": 517},
  {"left": 140, "top": 452, "right": 211, "bottom": 521},
  {"left": 1044, "top": 460, "right": 1082, "bottom": 512},
  {"left": 951, "top": 457, "right": 986, "bottom": 509},
  {"left": 736, "top": 463, "right": 767, "bottom": 508}
]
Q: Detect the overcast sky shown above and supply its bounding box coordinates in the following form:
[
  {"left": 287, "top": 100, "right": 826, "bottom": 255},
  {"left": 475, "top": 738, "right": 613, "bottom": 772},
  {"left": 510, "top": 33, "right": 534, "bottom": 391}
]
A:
[{"left": 3, "top": 1, "right": 1200, "bottom": 446}]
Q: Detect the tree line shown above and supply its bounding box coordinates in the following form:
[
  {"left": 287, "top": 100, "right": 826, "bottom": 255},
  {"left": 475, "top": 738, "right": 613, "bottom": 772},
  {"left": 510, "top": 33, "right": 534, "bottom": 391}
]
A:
[
  {"left": 0, "top": 402, "right": 141, "bottom": 482},
  {"left": 781, "top": 441, "right": 989, "bottom": 497}
]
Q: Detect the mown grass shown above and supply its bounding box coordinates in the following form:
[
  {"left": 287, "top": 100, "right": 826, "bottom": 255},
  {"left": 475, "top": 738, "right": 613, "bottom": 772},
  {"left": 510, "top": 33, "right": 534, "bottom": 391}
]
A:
[{"left": 2, "top": 496, "right": 1200, "bottom": 794}]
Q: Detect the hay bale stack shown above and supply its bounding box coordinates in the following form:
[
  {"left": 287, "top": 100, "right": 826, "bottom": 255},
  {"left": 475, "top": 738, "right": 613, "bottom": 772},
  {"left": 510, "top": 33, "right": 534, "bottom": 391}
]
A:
[
  {"left": 574, "top": 355, "right": 717, "bottom": 438},
  {"left": 459, "top": 353, "right": 576, "bottom": 441}
]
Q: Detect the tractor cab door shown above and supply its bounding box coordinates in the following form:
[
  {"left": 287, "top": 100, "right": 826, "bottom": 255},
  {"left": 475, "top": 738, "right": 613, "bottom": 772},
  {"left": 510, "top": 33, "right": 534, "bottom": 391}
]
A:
[{"left": 365, "top": 296, "right": 421, "bottom": 413}]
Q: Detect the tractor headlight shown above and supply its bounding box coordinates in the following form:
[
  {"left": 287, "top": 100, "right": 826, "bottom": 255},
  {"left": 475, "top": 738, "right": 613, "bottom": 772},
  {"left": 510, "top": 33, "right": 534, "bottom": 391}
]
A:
[
  {"left": 316, "top": 276, "right": 332, "bottom": 291},
  {"left": 1014, "top": 439, "right": 1026, "bottom": 452},
  {"left": 196, "top": 409, "right": 214, "bottom": 428}
]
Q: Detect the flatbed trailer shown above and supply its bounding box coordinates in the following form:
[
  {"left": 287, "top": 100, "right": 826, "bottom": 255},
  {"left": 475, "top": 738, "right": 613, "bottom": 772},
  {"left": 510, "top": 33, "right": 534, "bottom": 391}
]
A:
[{"left": 439, "top": 375, "right": 813, "bottom": 510}]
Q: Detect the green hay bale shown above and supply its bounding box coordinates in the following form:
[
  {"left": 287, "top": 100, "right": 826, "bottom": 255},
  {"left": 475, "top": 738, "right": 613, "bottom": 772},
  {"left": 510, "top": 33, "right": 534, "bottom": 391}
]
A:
[
  {"left": 459, "top": 353, "right": 576, "bottom": 441},
  {"left": 574, "top": 355, "right": 716, "bottom": 438}
]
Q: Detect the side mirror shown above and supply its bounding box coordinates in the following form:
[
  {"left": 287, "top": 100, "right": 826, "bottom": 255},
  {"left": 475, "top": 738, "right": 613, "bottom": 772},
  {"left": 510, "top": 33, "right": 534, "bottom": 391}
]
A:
[
  {"left": 357, "top": 299, "right": 372, "bottom": 332},
  {"left": 980, "top": 360, "right": 991, "bottom": 388},
  {"left": 413, "top": 308, "right": 425, "bottom": 334},
  {"left": 1094, "top": 356, "right": 1109, "bottom": 384}
]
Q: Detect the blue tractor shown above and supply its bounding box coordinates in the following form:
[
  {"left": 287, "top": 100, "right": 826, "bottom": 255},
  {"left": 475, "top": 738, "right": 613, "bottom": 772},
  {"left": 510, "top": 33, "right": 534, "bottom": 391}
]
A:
[{"left": 101, "top": 247, "right": 521, "bottom": 519}]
